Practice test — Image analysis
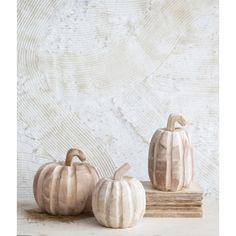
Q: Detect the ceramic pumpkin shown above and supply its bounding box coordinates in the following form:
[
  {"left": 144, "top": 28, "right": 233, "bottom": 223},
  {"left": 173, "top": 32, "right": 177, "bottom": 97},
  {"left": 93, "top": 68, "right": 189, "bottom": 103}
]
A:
[
  {"left": 92, "top": 163, "right": 146, "bottom": 228},
  {"left": 33, "top": 148, "right": 99, "bottom": 215},
  {"left": 148, "top": 113, "right": 193, "bottom": 191}
]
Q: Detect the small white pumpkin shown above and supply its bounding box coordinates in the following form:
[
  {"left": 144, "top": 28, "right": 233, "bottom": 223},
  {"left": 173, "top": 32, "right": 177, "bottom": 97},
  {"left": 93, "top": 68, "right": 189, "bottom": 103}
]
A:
[
  {"left": 148, "top": 113, "right": 193, "bottom": 191},
  {"left": 33, "top": 148, "right": 99, "bottom": 215},
  {"left": 92, "top": 163, "right": 146, "bottom": 228}
]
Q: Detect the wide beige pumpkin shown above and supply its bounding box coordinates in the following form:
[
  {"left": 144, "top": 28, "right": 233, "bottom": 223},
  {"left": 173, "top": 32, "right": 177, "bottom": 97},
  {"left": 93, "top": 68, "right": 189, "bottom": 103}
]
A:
[
  {"left": 92, "top": 163, "right": 146, "bottom": 228},
  {"left": 148, "top": 113, "right": 193, "bottom": 191},
  {"left": 33, "top": 148, "right": 99, "bottom": 215}
]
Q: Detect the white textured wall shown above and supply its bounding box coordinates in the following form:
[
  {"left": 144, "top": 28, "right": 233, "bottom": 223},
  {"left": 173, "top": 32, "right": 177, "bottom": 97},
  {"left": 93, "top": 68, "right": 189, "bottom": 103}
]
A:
[{"left": 17, "top": 0, "right": 218, "bottom": 198}]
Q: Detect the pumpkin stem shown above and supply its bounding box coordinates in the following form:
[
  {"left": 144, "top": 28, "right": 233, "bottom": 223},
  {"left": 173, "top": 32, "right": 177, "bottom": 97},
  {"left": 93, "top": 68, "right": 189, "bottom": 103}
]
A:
[
  {"left": 113, "top": 163, "right": 131, "bottom": 180},
  {"left": 65, "top": 148, "right": 86, "bottom": 166},
  {"left": 166, "top": 113, "right": 187, "bottom": 132}
]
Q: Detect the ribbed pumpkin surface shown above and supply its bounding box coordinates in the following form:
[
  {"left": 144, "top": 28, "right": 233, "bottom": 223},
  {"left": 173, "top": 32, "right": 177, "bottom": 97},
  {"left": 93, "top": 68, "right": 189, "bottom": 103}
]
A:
[
  {"left": 92, "top": 176, "right": 146, "bottom": 228},
  {"left": 148, "top": 128, "right": 193, "bottom": 191},
  {"left": 33, "top": 162, "right": 99, "bottom": 215}
]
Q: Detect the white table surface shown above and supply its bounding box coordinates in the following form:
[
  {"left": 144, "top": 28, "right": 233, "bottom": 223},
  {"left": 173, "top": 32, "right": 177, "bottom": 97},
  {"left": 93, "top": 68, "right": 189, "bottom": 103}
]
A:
[{"left": 17, "top": 198, "right": 218, "bottom": 236}]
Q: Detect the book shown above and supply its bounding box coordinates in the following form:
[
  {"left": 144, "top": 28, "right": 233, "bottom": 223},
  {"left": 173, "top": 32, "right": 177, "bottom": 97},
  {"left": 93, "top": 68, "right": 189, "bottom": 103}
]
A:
[{"left": 142, "top": 181, "right": 203, "bottom": 218}]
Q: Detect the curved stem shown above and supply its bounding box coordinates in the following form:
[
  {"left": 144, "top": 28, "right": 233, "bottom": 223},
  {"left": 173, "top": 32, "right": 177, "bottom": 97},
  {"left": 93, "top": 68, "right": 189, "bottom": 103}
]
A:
[
  {"left": 113, "top": 163, "right": 131, "bottom": 180},
  {"left": 65, "top": 148, "right": 86, "bottom": 166},
  {"left": 166, "top": 113, "right": 187, "bottom": 131}
]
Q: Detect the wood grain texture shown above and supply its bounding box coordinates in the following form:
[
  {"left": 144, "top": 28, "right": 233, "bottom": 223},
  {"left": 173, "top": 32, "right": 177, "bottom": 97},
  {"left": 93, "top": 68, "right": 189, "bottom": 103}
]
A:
[
  {"left": 148, "top": 114, "right": 193, "bottom": 191},
  {"left": 92, "top": 164, "right": 146, "bottom": 228},
  {"left": 142, "top": 181, "right": 203, "bottom": 217},
  {"left": 142, "top": 181, "right": 203, "bottom": 194},
  {"left": 145, "top": 209, "right": 202, "bottom": 218},
  {"left": 33, "top": 149, "right": 99, "bottom": 215},
  {"left": 17, "top": 0, "right": 218, "bottom": 199},
  {"left": 142, "top": 181, "right": 203, "bottom": 203}
]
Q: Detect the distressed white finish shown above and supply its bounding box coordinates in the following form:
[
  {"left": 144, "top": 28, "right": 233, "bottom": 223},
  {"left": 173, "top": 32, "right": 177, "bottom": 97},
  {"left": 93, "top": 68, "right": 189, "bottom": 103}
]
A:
[
  {"left": 92, "top": 163, "right": 146, "bottom": 228},
  {"left": 17, "top": 0, "right": 218, "bottom": 198}
]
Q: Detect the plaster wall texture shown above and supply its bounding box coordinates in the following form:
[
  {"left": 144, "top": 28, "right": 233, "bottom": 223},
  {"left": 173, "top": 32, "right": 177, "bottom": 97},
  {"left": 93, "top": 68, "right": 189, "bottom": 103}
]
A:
[{"left": 17, "top": 0, "right": 218, "bottom": 198}]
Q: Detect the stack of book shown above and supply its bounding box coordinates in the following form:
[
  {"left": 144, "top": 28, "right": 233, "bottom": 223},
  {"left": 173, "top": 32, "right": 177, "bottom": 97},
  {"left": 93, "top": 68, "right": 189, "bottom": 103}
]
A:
[{"left": 142, "top": 181, "right": 203, "bottom": 217}]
